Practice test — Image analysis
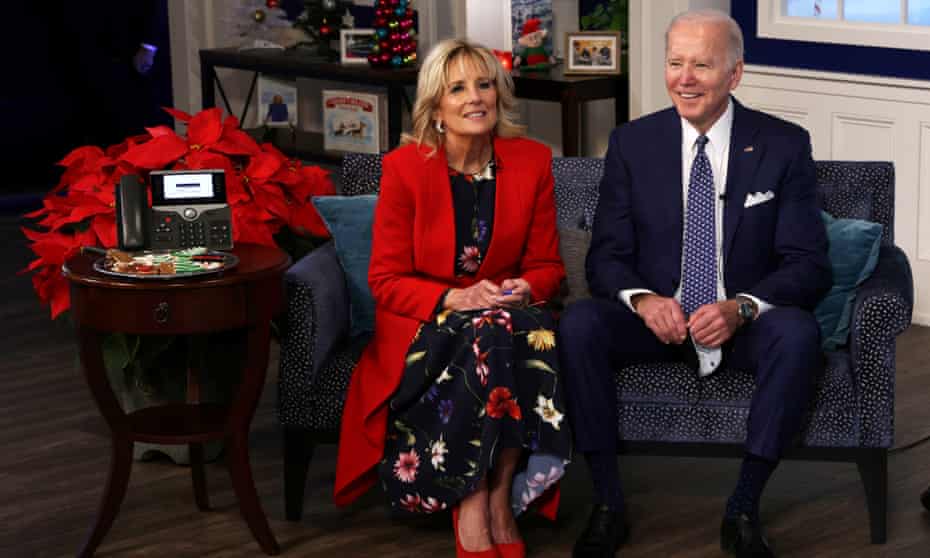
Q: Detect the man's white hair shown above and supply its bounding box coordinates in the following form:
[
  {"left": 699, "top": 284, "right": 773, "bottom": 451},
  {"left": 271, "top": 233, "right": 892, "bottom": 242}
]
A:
[{"left": 665, "top": 9, "right": 744, "bottom": 70}]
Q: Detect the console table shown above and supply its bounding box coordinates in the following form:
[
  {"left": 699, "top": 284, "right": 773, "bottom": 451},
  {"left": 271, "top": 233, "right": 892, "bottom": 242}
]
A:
[
  {"left": 199, "top": 47, "right": 628, "bottom": 159},
  {"left": 63, "top": 244, "right": 289, "bottom": 557}
]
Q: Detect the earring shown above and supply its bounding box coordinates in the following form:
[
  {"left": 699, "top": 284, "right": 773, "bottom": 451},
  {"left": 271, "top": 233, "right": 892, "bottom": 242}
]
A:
[{"left": 435, "top": 119, "right": 445, "bottom": 134}]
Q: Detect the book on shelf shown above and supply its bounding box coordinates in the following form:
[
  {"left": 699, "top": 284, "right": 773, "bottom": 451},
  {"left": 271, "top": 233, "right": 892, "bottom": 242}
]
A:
[{"left": 322, "top": 89, "right": 388, "bottom": 154}]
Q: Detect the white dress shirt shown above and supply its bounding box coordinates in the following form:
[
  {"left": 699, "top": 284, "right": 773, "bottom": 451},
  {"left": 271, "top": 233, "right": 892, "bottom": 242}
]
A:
[{"left": 619, "top": 100, "right": 772, "bottom": 375}]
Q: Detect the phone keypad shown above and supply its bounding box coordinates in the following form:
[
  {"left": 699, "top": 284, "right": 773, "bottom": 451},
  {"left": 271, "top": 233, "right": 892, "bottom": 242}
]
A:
[
  {"left": 209, "top": 221, "right": 232, "bottom": 248},
  {"left": 179, "top": 221, "right": 207, "bottom": 247}
]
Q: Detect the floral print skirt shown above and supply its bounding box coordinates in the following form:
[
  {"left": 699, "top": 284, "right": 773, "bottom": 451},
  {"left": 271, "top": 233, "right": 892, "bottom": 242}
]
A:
[{"left": 378, "top": 305, "right": 572, "bottom": 517}]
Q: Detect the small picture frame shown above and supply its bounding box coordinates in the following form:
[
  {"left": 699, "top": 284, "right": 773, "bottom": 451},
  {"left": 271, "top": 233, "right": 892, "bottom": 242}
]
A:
[
  {"left": 564, "top": 31, "right": 622, "bottom": 75},
  {"left": 340, "top": 29, "right": 375, "bottom": 65},
  {"left": 257, "top": 75, "right": 297, "bottom": 128}
]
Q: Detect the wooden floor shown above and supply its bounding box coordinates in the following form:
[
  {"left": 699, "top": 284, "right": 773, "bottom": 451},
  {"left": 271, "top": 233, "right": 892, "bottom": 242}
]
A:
[{"left": 4, "top": 212, "right": 930, "bottom": 558}]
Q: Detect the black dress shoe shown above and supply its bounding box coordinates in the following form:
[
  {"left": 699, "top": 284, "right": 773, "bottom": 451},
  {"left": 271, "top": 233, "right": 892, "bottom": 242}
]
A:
[
  {"left": 720, "top": 514, "right": 775, "bottom": 558},
  {"left": 572, "top": 504, "right": 629, "bottom": 558}
]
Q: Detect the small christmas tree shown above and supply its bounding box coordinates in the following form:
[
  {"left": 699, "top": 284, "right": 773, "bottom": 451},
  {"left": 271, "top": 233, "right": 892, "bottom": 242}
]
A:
[
  {"left": 368, "top": 0, "right": 417, "bottom": 68},
  {"left": 294, "top": 0, "right": 354, "bottom": 58}
]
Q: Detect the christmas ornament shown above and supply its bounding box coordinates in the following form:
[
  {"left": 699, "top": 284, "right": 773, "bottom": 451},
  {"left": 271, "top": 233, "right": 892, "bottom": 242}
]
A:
[
  {"left": 253, "top": 9, "right": 267, "bottom": 22},
  {"left": 266, "top": 0, "right": 280, "bottom": 8},
  {"left": 292, "top": 0, "right": 354, "bottom": 60},
  {"left": 368, "top": 0, "right": 416, "bottom": 68}
]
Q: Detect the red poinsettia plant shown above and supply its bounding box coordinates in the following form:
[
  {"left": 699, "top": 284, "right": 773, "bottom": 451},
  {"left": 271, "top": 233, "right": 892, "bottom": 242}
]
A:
[{"left": 22, "top": 107, "right": 335, "bottom": 319}]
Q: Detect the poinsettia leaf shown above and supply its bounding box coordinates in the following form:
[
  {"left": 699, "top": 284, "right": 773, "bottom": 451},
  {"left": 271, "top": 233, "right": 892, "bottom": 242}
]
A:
[
  {"left": 145, "top": 125, "right": 176, "bottom": 138},
  {"left": 212, "top": 129, "right": 261, "bottom": 156},
  {"left": 93, "top": 215, "right": 117, "bottom": 248},
  {"left": 187, "top": 107, "right": 223, "bottom": 148},
  {"left": 48, "top": 274, "right": 71, "bottom": 320},
  {"left": 162, "top": 106, "right": 192, "bottom": 122},
  {"left": 58, "top": 145, "right": 105, "bottom": 168},
  {"left": 245, "top": 151, "right": 285, "bottom": 180},
  {"left": 287, "top": 202, "right": 331, "bottom": 238},
  {"left": 120, "top": 133, "right": 188, "bottom": 169}
]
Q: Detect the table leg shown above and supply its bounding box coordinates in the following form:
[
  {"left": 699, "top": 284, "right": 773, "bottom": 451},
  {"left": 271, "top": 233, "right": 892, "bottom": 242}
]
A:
[
  {"left": 75, "top": 328, "right": 135, "bottom": 558},
  {"left": 561, "top": 90, "right": 581, "bottom": 156},
  {"left": 187, "top": 337, "right": 210, "bottom": 511},
  {"left": 200, "top": 57, "right": 216, "bottom": 109},
  {"left": 226, "top": 323, "right": 279, "bottom": 555}
]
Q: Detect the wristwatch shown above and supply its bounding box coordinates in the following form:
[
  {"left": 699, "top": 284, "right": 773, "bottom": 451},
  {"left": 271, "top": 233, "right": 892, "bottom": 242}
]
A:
[{"left": 737, "top": 297, "right": 757, "bottom": 324}]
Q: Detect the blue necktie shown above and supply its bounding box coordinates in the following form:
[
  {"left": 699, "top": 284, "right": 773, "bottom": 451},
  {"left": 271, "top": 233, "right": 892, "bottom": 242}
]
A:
[{"left": 681, "top": 135, "right": 716, "bottom": 316}]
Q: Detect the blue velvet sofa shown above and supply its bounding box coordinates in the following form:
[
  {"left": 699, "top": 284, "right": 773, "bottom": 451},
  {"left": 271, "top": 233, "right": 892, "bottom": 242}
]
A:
[{"left": 277, "top": 154, "right": 913, "bottom": 544}]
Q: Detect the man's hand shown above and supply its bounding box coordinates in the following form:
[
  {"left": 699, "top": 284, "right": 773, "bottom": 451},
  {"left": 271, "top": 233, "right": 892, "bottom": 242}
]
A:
[
  {"left": 133, "top": 46, "right": 156, "bottom": 75},
  {"left": 445, "top": 280, "right": 502, "bottom": 311},
  {"left": 495, "top": 278, "right": 531, "bottom": 308},
  {"left": 633, "top": 294, "right": 687, "bottom": 345},
  {"left": 688, "top": 300, "right": 742, "bottom": 348}
]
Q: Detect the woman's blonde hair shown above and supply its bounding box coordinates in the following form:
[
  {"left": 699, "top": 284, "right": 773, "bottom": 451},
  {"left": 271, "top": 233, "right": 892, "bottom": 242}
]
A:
[{"left": 402, "top": 38, "right": 525, "bottom": 153}]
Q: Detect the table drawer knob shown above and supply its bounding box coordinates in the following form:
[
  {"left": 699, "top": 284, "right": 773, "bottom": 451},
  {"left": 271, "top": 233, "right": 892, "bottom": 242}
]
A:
[{"left": 153, "top": 302, "right": 170, "bottom": 324}]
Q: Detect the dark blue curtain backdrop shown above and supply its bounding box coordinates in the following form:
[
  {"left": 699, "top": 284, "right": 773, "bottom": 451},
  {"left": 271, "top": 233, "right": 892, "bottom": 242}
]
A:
[{"left": 732, "top": 2, "right": 930, "bottom": 81}]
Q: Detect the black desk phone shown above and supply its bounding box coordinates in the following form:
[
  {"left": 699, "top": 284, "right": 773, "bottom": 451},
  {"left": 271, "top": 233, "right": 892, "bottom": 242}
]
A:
[{"left": 116, "top": 169, "right": 233, "bottom": 251}]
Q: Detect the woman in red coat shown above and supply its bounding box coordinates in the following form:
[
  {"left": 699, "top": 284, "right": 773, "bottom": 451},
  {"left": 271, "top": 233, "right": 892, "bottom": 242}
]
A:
[{"left": 334, "top": 39, "right": 571, "bottom": 558}]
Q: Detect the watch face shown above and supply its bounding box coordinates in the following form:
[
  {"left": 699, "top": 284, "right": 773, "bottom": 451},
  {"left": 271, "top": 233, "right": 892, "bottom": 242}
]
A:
[{"left": 739, "top": 302, "right": 753, "bottom": 321}]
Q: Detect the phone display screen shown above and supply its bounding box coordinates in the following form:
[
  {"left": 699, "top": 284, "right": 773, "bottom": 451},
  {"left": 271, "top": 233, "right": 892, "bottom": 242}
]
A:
[
  {"left": 150, "top": 170, "right": 226, "bottom": 206},
  {"left": 162, "top": 173, "right": 215, "bottom": 200}
]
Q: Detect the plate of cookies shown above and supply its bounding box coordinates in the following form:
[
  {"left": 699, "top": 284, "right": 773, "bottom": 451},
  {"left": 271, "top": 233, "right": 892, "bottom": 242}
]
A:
[{"left": 91, "top": 247, "right": 238, "bottom": 279}]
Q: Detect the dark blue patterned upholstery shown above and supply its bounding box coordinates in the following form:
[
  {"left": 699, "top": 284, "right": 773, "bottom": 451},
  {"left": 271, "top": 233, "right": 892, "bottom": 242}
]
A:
[{"left": 278, "top": 154, "right": 912, "bottom": 539}]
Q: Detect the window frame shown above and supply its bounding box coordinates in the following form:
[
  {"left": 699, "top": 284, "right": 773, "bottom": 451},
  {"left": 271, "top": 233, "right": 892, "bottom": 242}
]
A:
[{"left": 757, "top": 0, "right": 930, "bottom": 52}]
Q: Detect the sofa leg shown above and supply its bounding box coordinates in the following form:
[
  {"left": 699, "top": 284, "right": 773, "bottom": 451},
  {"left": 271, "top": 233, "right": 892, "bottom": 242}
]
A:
[
  {"left": 856, "top": 449, "right": 887, "bottom": 544},
  {"left": 283, "top": 426, "right": 316, "bottom": 522}
]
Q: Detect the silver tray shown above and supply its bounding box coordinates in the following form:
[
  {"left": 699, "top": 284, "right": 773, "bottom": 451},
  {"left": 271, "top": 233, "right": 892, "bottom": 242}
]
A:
[{"left": 92, "top": 250, "right": 239, "bottom": 280}]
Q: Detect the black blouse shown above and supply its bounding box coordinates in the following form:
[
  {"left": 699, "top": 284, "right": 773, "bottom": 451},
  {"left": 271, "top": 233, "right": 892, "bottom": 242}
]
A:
[{"left": 448, "top": 165, "right": 496, "bottom": 276}]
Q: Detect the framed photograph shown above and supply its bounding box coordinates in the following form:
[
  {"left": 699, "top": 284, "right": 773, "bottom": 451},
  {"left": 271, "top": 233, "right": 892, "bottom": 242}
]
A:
[
  {"left": 257, "top": 75, "right": 297, "bottom": 128},
  {"left": 564, "top": 31, "right": 622, "bottom": 75},
  {"left": 340, "top": 29, "right": 375, "bottom": 65}
]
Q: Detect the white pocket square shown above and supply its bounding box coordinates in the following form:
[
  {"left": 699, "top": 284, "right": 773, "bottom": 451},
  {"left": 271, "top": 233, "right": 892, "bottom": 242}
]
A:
[{"left": 744, "top": 191, "right": 775, "bottom": 208}]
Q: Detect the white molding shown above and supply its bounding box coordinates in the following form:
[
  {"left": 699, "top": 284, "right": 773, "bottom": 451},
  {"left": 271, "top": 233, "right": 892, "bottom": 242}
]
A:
[
  {"left": 756, "top": 0, "right": 930, "bottom": 51},
  {"left": 918, "top": 122, "right": 930, "bottom": 263},
  {"left": 416, "top": 0, "right": 439, "bottom": 56},
  {"left": 745, "top": 64, "right": 930, "bottom": 91}
]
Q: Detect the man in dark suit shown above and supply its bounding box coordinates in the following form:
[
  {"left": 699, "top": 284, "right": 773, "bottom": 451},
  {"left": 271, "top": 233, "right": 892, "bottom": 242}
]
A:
[{"left": 559, "top": 9, "right": 831, "bottom": 558}]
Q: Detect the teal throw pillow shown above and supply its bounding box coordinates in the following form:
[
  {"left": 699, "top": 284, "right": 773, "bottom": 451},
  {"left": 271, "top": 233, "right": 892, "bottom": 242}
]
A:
[
  {"left": 814, "top": 211, "right": 883, "bottom": 350},
  {"left": 312, "top": 195, "right": 378, "bottom": 338}
]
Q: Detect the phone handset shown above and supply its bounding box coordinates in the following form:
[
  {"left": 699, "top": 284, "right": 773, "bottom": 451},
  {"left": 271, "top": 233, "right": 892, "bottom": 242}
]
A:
[{"left": 115, "top": 174, "right": 150, "bottom": 251}]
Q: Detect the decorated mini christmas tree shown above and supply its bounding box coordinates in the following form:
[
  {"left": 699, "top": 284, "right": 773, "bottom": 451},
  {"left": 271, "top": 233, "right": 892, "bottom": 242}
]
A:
[
  {"left": 294, "top": 0, "right": 354, "bottom": 58},
  {"left": 368, "top": 0, "right": 417, "bottom": 68}
]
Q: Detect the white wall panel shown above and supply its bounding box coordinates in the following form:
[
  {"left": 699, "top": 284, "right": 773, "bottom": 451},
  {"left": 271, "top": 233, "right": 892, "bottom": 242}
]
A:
[
  {"left": 740, "top": 67, "right": 930, "bottom": 324},
  {"left": 831, "top": 114, "right": 895, "bottom": 162}
]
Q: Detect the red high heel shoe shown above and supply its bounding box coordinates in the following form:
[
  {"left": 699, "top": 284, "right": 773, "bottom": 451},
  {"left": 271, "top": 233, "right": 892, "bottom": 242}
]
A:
[
  {"left": 494, "top": 541, "right": 526, "bottom": 558},
  {"left": 452, "top": 507, "right": 501, "bottom": 558}
]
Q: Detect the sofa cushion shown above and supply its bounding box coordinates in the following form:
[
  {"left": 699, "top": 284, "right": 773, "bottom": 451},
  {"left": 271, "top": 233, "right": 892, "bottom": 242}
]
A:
[
  {"left": 312, "top": 195, "right": 378, "bottom": 337},
  {"left": 815, "top": 211, "right": 883, "bottom": 350},
  {"left": 558, "top": 227, "right": 592, "bottom": 306},
  {"left": 616, "top": 351, "right": 859, "bottom": 448}
]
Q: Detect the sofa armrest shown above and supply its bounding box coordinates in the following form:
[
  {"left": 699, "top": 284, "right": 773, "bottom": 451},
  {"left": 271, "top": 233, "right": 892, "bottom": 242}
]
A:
[
  {"left": 848, "top": 244, "right": 913, "bottom": 447},
  {"left": 279, "top": 241, "right": 350, "bottom": 391}
]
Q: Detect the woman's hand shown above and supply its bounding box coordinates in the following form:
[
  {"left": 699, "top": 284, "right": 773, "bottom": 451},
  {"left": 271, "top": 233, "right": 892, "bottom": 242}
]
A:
[
  {"left": 445, "top": 280, "right": 503, "bottom": 311},
  {"left": 494, "top": 278, "right": 531, "bottom": 308}
]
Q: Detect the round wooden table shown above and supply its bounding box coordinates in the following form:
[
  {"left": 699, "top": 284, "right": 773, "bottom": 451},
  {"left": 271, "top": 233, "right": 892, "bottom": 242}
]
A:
[{"left": 63, "top": 244, "right": 290, "bottom": 557}]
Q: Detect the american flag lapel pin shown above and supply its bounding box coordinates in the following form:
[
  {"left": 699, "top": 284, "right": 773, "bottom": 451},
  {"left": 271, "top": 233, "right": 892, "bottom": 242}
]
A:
[{"left": 744, "top": 146, "right": 754, "bottom": 152}]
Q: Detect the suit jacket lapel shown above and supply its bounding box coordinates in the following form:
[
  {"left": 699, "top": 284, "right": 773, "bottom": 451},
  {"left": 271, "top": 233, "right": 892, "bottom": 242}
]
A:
[
  {"left": 656, "top": 110, "right": 684, "bottom": 267},
  {"left": 723, "top": 100, "right": 762, "bottom": 262},
  {"left": 418, "top": 146, "right": 457, "bottom": 280}
]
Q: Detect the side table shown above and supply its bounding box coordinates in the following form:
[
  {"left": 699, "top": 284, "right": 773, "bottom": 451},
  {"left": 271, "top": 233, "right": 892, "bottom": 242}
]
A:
[{"left": 63, "top": 244, "right": 290, "bottom": 557}]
